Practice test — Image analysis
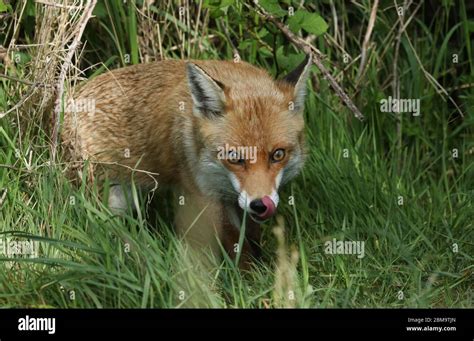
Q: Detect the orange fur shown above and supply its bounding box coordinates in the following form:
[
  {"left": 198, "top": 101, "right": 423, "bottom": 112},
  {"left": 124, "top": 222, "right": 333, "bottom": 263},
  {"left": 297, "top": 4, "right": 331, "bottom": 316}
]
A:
[{"left": 62, "top": 58, "right": 310, "bottom": 268}]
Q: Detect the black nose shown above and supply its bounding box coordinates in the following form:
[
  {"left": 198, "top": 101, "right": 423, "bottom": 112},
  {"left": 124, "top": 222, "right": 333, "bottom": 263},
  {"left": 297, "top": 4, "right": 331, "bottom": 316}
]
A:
[{"left": 250, "top": 199, "right": 266, "bottom": 214}]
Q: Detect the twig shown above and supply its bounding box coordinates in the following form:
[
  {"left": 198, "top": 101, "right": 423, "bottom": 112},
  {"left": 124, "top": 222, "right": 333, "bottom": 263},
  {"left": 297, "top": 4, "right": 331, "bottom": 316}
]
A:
[
  {"left": 389, "top": 0, "right": 462, "bottom": 120},
  {"left": 51, "top": 0, "right": 97, "bottom": 162},
  {"left": 0, "top": 74, "right": 53, "bottom": 88},
  {"left": 86, "top": 160, "right": 160, "bottom": 178},
  {"left": 252, "top": 1, "right": 364, "bottom": 121},
  {"left": 34, "top": 0, "right": 82, "bottom": 10},
  {"left": 168, "top": 35, "right": 217, "bottom": 52},
  {"left": 393, "top": 0, "right": 408, "bottom": 158},
  {"left": 445, "top": 83, "right": 474, "bottom": 91},
  {"left": 220, "top": 19, "right": 240, "bottom": 61},
  {"left": 0, "top": 164, "right": 20, "bottom": 171},
  {"left": 404, "top": 32, "right": 465, "bottom": 118},
  {"left": 0, "top": 1, "right": 30, "bottom": 120},
  {"left": 191, "top": 0, "right": 204, "bottom": 57},
  {"left": 0, "top": 86, "right": 37, "bottom": 119},
  {"left": 73, "top": 160, "right": 160, "bottom": 191},
  {"left": 356, "top": 0, "right": 379, "bottom": 84},
  {"left": 0, "top": 188, "right": 7, "bottom": 208}
]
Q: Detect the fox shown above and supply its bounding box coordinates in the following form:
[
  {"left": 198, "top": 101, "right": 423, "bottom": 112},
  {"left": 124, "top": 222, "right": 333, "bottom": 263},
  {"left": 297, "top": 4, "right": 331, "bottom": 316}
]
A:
[{"left": 62, "top": 56, "right": 312, "bottom": 269}]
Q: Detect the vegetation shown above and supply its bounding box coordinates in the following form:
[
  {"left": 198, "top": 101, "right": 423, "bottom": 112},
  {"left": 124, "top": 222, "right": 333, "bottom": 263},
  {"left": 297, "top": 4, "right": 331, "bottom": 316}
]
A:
[{"left": 0, "top": 0, "right": 472, "bottom": 308}]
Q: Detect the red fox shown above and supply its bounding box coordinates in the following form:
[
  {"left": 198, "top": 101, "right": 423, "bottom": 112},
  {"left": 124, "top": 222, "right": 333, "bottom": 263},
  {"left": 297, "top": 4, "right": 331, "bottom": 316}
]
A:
[{"left": 62, "top": 56, "right": 312, "bottom": 269}]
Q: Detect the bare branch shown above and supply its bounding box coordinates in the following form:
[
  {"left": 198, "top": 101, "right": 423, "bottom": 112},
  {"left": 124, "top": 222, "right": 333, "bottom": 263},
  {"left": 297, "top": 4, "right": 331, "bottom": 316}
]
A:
[{"left": 252, "top": 1, "right": 365, "bottom": 121}]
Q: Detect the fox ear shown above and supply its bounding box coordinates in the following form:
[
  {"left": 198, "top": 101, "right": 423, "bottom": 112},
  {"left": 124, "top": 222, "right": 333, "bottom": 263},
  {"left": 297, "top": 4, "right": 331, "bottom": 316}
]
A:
[
  {"left": 283, "top": 54, "right": 312, "bottom": 113},
  {"left": 186, "top": 62, "right": 225, "bottom": 118}
]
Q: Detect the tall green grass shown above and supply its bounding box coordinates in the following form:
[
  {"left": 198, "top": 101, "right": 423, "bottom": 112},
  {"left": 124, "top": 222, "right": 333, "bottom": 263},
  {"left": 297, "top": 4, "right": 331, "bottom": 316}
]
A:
[{"left": 0, "top": 0, "right": 472, "bottom": 308}]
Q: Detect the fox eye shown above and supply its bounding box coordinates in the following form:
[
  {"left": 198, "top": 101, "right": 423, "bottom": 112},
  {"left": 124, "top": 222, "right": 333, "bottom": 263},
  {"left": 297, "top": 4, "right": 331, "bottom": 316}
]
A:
[
  {"left": 228, "top": 150, "right": 245, "bottom": 165},
  {"left": 271, "top": 149, "right": 285, "bottom": 162}
]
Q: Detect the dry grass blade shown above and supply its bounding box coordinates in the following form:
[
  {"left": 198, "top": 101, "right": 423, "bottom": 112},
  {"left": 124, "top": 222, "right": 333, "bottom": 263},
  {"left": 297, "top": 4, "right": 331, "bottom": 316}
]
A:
[
  {"left": 355, "top": 0, "right": 379, "bottom": 84},
  {"left": 273, "top": 216, "right": 299, "bottom": 308},
  {"left": 51, "top": 0, "right": 97, "bottom": 162}
]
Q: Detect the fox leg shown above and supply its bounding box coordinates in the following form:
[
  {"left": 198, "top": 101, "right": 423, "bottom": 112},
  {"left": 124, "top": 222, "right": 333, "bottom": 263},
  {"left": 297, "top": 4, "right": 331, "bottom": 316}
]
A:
[
  {"left": 174, "top": 190, "right": 224, "bottom": 260},
  {"left": 174, "top": 191, "right": 262, "bottom": 270},
  {"left": 108, "top": 183, "right": 134, "bottom": 214},
  {"left": 221, "top": 210, "right": 262, "bottom": 270}
]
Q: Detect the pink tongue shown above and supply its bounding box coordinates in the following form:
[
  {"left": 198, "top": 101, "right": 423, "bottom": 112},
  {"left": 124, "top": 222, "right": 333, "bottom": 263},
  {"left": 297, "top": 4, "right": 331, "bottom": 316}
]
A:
[{"left": 259, "top": 196, "right": 276, "bottom": 219}]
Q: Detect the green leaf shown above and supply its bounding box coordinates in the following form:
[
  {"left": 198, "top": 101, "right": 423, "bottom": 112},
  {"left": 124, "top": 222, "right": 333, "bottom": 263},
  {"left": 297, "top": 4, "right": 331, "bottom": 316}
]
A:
[
  {"left": 11, "top": 52, "right": 31, "bottom": 65},
  {"left": 93, "top": 1, "right": 107, "bottom": 18},
  {"left": 257, "top": 27, "right": 269, "bottom": 38},
  {"left": 202, "top": 0, "right": 220, "bottom": 8},
  {"left": 258, "top": 46, "right": 273, "bottom": 58},
  {"left": 0, "top": 0, "right": 15, "bottom": 13},
  {"left": 203, "top": 0, "right": 234, "bottom": 9},
  {"left": 441, "top": 0, "right": 454, "bottom": 7},
  {"left": 301, "top": 12, "right": 328, "bottom": 36},
  {"left": 210, "top": 8, "right": 225, "bottom": 18},
  {"left": 128, "top": 0, "right": 139, "bottom": 65},
  {"left": 467, "top": 21, "right": 474, "bottom": 32},
  {"left": 220, "top": 0, "right": 235, "bottom": 7},
  {"left": 287, "top": 9, "right": 306, "bottom": 32},
  {"left": 287, "top": 10, "right": 328, "bottom": 36},
  {"left": 276, "top": 46, "right": 306, "bottom": 73},
  {"left": 0, "top": 0, "right": 8, "bottom": 13},
  {"left": 238, "top": 39, "right": 253, "bottom": 50},
  {"left": 259, "top": 0, "right": 287, "bottom": 18},
  {"left": 25, "top": 0, "right": 35, "bottom": 16},
  {"left": 0, "top": 84, "right": 5, "bottom": 112}
]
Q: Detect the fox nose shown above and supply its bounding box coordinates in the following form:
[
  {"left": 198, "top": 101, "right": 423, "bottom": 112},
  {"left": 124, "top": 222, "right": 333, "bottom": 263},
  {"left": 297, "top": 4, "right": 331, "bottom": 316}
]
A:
[
  {"left": 249, "top": 196, "right": 276, "bottom": 219},
  {"left": 250, "top": 199, "right": 267, "bottom": 214}
]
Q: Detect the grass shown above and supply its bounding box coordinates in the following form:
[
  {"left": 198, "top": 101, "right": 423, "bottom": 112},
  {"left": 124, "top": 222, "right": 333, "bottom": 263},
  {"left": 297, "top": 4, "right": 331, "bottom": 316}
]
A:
[{"left": 0, "top": 0, "right": 473, "bottom": 308}]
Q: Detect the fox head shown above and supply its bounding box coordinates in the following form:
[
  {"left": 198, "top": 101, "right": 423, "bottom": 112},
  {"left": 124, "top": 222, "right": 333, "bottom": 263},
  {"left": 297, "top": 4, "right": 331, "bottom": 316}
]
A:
[{"left": 186, "top": 56, "right": 312, "bottom": 223}]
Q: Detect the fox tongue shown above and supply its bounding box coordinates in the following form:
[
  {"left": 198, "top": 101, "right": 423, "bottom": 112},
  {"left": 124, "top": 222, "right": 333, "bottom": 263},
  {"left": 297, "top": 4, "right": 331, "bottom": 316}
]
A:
[{"left": 259, "top": 196, "right": 276, "bottom": 220}]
